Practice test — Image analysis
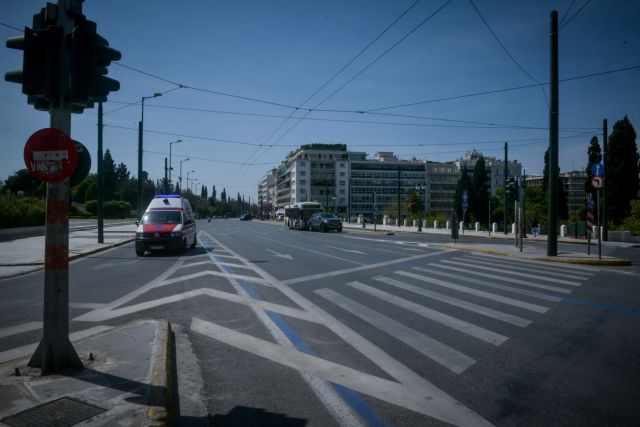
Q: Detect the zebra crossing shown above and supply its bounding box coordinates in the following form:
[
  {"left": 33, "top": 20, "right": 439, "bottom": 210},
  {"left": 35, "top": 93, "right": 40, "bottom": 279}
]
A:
[{"left": 314, "top": 252, "right": 596, "bottom": 378}]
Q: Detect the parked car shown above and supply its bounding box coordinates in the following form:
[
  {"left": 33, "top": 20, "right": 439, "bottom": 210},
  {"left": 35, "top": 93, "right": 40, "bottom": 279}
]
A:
[
  {"left": 240, "top": 214, "right": 252, "bottom": 221},
  {"left": 309, "top": 212, "right": 342, "bottom": 232}
]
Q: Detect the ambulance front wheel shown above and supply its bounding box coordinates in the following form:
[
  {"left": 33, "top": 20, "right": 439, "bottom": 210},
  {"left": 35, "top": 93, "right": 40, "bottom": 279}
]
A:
[{"left": 136, "top": 248, "right": 145, "bottom": 257}]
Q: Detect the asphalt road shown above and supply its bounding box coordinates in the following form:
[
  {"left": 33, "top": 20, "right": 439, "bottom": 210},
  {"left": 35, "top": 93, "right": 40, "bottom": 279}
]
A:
[{"left": 1, "top": 218, "right": 639, "bottom": 426}]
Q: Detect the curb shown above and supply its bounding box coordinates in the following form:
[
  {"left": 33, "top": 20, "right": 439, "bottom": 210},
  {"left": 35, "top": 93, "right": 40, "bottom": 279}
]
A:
[{"left": 146, "top": 320, "right": 173, "bottom": 426}]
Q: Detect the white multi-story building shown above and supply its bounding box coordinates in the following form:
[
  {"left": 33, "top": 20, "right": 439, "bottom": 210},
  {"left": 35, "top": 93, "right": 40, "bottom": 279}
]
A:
[
  {"left": 456, "top": 150, "right": 522, "bottom": 196},
  {"left": 258, "top": 167, "right": 277, "bottom": 211}
]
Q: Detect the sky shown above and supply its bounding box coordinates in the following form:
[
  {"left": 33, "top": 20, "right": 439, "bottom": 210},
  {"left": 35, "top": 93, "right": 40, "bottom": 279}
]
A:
[{"left": 1, "top": 0, "right": 639, "bottom": 200}]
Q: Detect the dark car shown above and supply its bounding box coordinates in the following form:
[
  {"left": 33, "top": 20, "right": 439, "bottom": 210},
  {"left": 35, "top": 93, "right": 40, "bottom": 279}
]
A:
[
  {"left": 240, "top": 214, "right": 252, "bottom": 221},
  {"left": 309, "top": 212, "right": 342, "bottom": 232}
]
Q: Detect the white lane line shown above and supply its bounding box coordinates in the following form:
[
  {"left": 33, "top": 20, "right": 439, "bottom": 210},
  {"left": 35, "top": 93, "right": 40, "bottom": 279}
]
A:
[
  {"left": 281, "top": 250, "right": 452, "bottom": 286},
  {"left": 73, "top": 288, "right": 318, "bottom": 324},
  {"left": 214, "top": 262, "right": 257, "bottom": 271},
  {"left": 459, "top": 255, "right": 593, "bottom": 281},
  {"left": 421, "top": 266, "right": 562, "bottom": 303},
  {"left": 346, "top": 281, "right": 508, "bottom": 346},
  {"left": 199, "top": 234, "right": 492, "bottom": 425},
  {"left": 442, "top": 260, "right": 582, "bottom": 287},
  {"left": 402, "top": 270, "right": 550, "bottom": 313},
  {"left": 0, "top": 321, "right": 42, "bottom": 339},
  {"left": 175, "top": 260, "right": 212, "bottom": 270},
  {"left": 199, "top": 233, "right": 363, "bottom": 427},
  {"left": 317, "top": 287, "right": 476, "bottom": 374},
  {"left": 266, "top": 249, "right": 294, "bottom": 261},
  {"left": 430, "top": 264, "right": 574, "bottom": 294},
  {"left": 257, "top": 236, "right": 364, "bottom": 266},
  {"left": 461, "top": 255, "right": 594, "bottom": 280},
  {"left": 0, "top": 325, "right": 113, "bottom": 364},
  {"left": 69, "top": 302, "right": 106, "bottom": 309},
  {"left": 160, "top": 270, "right": 272, "bottom": 288},
  {"left": 374, "top": 276, "right": 532, "bottom": 327},
  {"left": 326, "top": 246, "right": 367, "bottom": 255},
  {"left": 191, "top": 318, "right": 492, "bottom": 427}
]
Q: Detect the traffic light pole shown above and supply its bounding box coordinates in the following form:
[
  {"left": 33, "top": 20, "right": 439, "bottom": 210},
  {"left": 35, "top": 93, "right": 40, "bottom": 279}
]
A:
[
  {"left": 28, "top": 0, "right": 82, "bottom": 374},
  {"left": 547, "top": 10, "right": 559, "bottom": 257}
]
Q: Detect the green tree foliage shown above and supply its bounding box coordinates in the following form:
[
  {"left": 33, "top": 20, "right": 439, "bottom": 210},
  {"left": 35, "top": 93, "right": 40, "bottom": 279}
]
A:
[
  {"left": 405, "top": 190, "right": 421, "bottom": 216},
  {"left": 1, "top": 169, "right": 40, "bottom": 195},
  {"left": 220, "top": 188, "right": 227, "bottom": 203},
  {"left": 0, "top": 195, "right": 45, "bottom": 228},
  {"left": 72, "top": 173, "right": 95, "bottom": 203},
  {"left": 471, "top": 156, "right": 490, "bottom": 223},
  {"left": 606, "top": 116, "right": 639, "bottom": 224}
]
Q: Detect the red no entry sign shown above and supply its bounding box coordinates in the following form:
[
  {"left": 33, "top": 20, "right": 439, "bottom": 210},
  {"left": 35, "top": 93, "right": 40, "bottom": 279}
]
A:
[{"left": 24, "top": 128, "right": 78, "bottom": 182}]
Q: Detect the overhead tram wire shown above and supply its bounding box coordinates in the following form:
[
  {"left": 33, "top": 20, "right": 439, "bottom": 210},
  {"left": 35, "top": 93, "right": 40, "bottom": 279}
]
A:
[
  {"left": 120, "top": 100, "right": 599, "bottom": 132},
  {"left": 103, "top": 86, "right": 185, "bottom": 115},
  {"left": 145, "top": 150, "right": 273, "bottom": 166},
  {"left": 229, "top": 0, "right": 425, "bottom": 184},
  {"left": 361, "top": 64, "right": 640, "bottom": 112},
  {"left": 559, "top": 0, "right": 593, "bottom": 30},
  {"left": 469, "top": 0, "right": 549, "bottom": 107},
  {"left": 559, "top": 0, "right": 577, "bottom": 27},
  {"left": 245, "top": 0, "right": 454, "bottom": 171}
]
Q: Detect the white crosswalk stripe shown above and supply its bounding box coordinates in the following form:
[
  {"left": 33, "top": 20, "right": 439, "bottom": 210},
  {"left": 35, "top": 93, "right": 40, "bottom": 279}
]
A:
[
  {"left": 421, "top": 266, "right": 563, "bottom": 302},
  {"left": 374, "top": 275, "right": 532, "bottom": 326},
  {"left": 441, "top": 260, "right": 582, "bottom": 287},
  {"left": 345, "top": 280, "right": 508, "bottom": 346},
  {"left": 459, "top": 255, "right": 593, "bottom": 281},
  {"left": 464, "top": 252, "right": 599, "bottom": 274},
  {"left": 316, "top": 287, "right": 476, "bottom": 374},
  {"left": 429, "top": 263, "right": 574, "bottom": 293},
  {"left": 400, "top": 269, "right": 550, "bottom": 312}
]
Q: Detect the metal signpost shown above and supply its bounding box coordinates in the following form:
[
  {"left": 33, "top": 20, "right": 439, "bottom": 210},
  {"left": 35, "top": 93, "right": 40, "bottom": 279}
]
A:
[{"left": 591, "top": 164, "right": 604, "bottom": 260}]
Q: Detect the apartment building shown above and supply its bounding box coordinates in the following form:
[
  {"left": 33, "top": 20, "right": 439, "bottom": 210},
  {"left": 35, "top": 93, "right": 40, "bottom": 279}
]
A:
[{"left": 425, "top": 161, "right": 458, "bottom": 216}]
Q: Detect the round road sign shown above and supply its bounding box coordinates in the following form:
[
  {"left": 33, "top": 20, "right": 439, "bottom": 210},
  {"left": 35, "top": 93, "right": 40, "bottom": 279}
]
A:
[
  {"left": 24, "top": 128, "right": 78, "bottom": 182},
  {"left": 591, "top": 176, "right": 603, "bottom": 189}
]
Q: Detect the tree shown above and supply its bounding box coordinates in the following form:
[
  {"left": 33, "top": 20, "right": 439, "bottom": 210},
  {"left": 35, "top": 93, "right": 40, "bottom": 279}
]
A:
[
  {"left": 221, "top": 188, "right": 227, "bottom": 203},
  {"left": 102, "top": 149, "right": 117, "bottom": 198},
  {"left": 471, "top": 156, "right": 490, "bottom": 223},
  {"left": 200, "top": 185, "right": 207, "bottom": 199},
  {"left": 2, "top": 169, "right": 40, "bottom": 195},
  {"left": 405, "top": 190, "right": 421, "bottom": 217},
  {"left": 211, "top": 185, "right": 217, "bottom": 203},
  {"left": 454, "top": 166, "right": 473, "bottom": 221},
  {"left": 606, "top": 116, "right": 639, "bottom": 224}
]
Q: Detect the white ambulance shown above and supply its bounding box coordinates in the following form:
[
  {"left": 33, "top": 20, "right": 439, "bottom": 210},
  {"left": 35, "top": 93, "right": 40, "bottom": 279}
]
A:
[{"left": 135, "top": 195, "right": 197, "bottom": 256}]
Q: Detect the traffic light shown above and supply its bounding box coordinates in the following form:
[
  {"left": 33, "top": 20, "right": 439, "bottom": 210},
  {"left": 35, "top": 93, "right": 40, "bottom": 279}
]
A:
[
  {"left": 506, "top": 178, "right": 519, "bottom": 199},
  {"left": 67, "top": 16, "right": 121, "bottom": 110},
  {"left": 5, "top": 7, "right": 61, "bottom": 111}
]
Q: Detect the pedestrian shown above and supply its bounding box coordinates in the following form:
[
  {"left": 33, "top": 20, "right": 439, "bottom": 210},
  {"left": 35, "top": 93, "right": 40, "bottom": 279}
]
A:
[{"left": 531, "top": 218, "right": 539, "bottom": 237}]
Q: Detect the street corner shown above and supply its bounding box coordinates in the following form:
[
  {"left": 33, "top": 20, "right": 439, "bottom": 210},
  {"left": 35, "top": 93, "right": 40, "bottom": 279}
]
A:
[
  {"left": 0, "top": 319, "right": 174, "bottom": 427},
  {"left": 534, "top": 255, "right": 632, "bottom": 266}
]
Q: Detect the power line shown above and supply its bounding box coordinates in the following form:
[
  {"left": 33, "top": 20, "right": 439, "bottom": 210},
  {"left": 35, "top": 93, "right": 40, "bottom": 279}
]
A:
[
  {"left": 362, "top": 64, "right": 640, "bottom": 112},
  {"left": 231, "top": 0, "right": 429, "bottom": 183},
  {"left": 145, "top": 150, "right": 273, "bottom": 166},
  {"left": 245, "top": 0, "right": 453, "bottom": 170},
  {"left": 559, "top": 0, "right": 577, "bottom": 27},
  {"left": 0, "top": 22, "right": 23, "bottom": 32},
  {"left": 559, "top": 0, "right": 592, "bottom": 30},
  {"left": 469, "top": 0, "right": 549, "bottom": 107}
]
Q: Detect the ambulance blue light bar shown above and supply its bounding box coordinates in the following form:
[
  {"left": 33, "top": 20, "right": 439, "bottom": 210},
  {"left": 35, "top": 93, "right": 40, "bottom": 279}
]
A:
[{"left": 155, "top": 194, "right": 180, "bottom": 198}]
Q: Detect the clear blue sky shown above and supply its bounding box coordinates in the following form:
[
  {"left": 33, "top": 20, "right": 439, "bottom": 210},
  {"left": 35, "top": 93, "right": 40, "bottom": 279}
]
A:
[{"left": 2, "top": 0, "right": 639, "bottom": 200}]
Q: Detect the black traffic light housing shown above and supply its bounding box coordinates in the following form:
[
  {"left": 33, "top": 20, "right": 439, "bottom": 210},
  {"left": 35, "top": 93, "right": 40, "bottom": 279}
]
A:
[
  {"left": 67, "top": 16, "right": 121, "bottom": 110},
  {"left": 5, "top": 7, "right": 61, "bottom": 111},
  {"left": 506, "top": 178, "right": 519, "bottom": 200}
]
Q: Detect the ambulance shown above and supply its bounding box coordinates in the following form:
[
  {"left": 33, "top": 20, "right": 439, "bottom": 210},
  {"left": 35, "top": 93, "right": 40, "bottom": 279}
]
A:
[{"left": 135, "top": 195, "right": 197, "bottom": 256}]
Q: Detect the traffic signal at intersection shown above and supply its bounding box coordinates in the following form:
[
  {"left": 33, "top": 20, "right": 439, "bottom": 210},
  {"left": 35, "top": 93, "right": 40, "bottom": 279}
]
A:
[
  {"left": 506, "top": 178, "right": 520, "bottom": 199},
  {"left": 4, "top": 4, "right": 120, "bottom": 113}
]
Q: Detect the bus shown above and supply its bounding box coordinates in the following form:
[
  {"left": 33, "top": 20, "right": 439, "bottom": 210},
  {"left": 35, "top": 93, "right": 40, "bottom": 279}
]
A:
[{"left": 285, "top": 202, "right": 322, "bottom": 230}]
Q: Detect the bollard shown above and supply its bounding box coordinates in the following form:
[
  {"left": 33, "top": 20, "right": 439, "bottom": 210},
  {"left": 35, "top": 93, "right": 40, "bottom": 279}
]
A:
[
  {"left": 475, "top": 222, "right": 480, "bottom": 232},
  {"left": 434, "top": 220, "right": 438, "bottom": 229},
  {"left": 403, "top": 219, "right": 408, "bottom": 227},
  {"left": 413, "top": 220, "right": 418, "bottom": 227},
  {"left": 511, "top": 223, "right": 516, "bottom": 234},
  {"left": 395, "top": 218, "right": 400, "bottom": 227},
  {"left": 423, "top": 220, "right": 427, "bottom": 230},
  {"left": 492, "top": 222, "right": 497, "bottom": 233},
  {"left": 459, "top": 221, "right": 464, "bottom": 232},
  {"left": 446, "top": 220, "right": 450, "bottom": 229},
  {"left": 560, "top": 224, "right": 567, "bottom": 238}
]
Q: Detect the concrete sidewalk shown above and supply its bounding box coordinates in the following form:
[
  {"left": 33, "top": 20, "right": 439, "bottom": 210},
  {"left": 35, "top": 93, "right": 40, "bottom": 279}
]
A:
[
  {"left": 340, "top": 221, "right": 633, "bottom": 266},
  {"left": 0, "top": 319, "right": 173, "bottom": 426},
  {"left": 0, "top": 223, "right": 136, "bottom": 279}
]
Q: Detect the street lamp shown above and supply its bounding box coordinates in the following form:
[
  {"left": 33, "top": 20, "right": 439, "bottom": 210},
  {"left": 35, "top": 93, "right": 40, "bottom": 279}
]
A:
[
  {"left": 169, "top": 139, "right": 182, "bottom": 191},
  {"left": 415, "top": 183, "right": 426, "bottom": 232},
  {"left": 186, "top": 170, "right": 195, "bottom": 193},
  {"left": 179, "top": 158, "right": 190, "bottom": 193},
  {"left": 138, "top": 92, "right": 162, "bottom": 217}
]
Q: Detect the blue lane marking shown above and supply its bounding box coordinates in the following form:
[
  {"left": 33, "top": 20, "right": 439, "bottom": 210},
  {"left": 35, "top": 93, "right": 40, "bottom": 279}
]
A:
[
  {"left": 203, "top": 238, "right": 389, "bottom": 426},
  {"left": 266, "top": 311, "right": 389, "bottom": 427},
  {"left": 561, "top": 296, "right": 640, "bottom": 317}
]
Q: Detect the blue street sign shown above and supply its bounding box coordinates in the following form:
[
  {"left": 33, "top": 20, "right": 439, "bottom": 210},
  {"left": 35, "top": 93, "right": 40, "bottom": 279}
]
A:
[
  {"left": 591, "top": 163, "right": 604, "bottom": 177},
  {"left": 461, "top": 189, "right": 469, "bottom": 210}
]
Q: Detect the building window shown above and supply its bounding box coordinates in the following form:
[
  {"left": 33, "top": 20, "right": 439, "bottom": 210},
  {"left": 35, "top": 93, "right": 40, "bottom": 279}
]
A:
[
  {"left": 339, "top": 180, "right": 345, "bottom": 186},
  {"left": 300, "top": 171, "right": 306, "bottom": 176},
  {"left": 300, "top": 180, "right": 306, "bottom": 185},
  {"left": 340, "top": 162, "right": 345, "bottom": 168},
  {"left": 339, "top": 171, "right": 345, "bottom": 177}
]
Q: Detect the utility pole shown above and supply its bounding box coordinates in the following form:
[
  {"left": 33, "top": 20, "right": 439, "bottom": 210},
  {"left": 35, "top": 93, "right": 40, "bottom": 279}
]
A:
[
  {"left": 503, "top": 142, "right": 508, "bottom": 234},
  {"left": 397, "top": 166, "right": 401, "bottom": 224},
  {"left": 602, "top": 119, "right": 608, "bottom": 241},
  {"left": 29, "top": 0, "right": 83, "bottom": 374},
  {"left": 547, "top": 10, "right": 559, "bottom": 256},
  {"left": 97, "top": 101, "right": 104, "bottom": 243},
  {"left": 164, "top": 158, "right": 168, "bottom": 193}
]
